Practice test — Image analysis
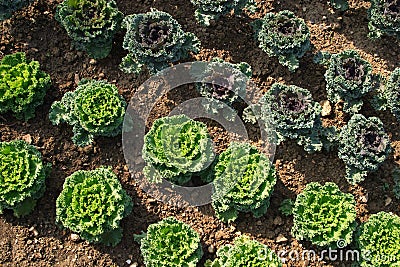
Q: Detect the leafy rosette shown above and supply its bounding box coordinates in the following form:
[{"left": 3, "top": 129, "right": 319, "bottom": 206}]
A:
[
  {"left": 373, "top": 68, "right": 400, "bottom": 121},
  {"left": 291, "top": 182, "right": 357, "bottom": 248},
  {"left": 253, "top": 10, "right": 311, "bottom": 72},
  {"left": 356, "top": 212, "right": 400, "bottom": 266},
  {"left": 120, "top": 9, "right": 201, "bottom": 74},
  {"left": 205, "top": 235, "right": 282, "bottom": 267},
  {"left": 56, "top": 167, "right": 133, "bottom": 246},
  {"left": 134, "top": 217, "right": 203, "bottom": 267},
  {"left": 338, "top": 114, "right": 391, "bottom": 184},
  {"left": 315, "top": 50, "right": 376, "bottom": 114},
  {"left": 0, "top": 0, "right": 31, "bottom": 20},
  {"left": 368, "top": 0, "right": 400, "bottom": 39},
  {"left": 0, "top": 52, "right": 51, "bottom": 120},
  {"left": 142, "top": 115, "right": 215, "bottom": 185},
  {"left": 55, "top": 0, "right": 123, "bottom": 59},
  {"left": 246, "top": 83, "right": 331, "bottom": 153},
  {"left": 193, "top": 58, "right": 252, "bottom": 121},
  {"left": 190, "top": 0, "right": 255, "bottom": 26},
  {"left": 329, "top": 0, "right": 349, "bottom": 11},
  {"left": 0, "top": 140, "right": 50, "bottom": 217},
  {"left": 212, "top": 142, "right": 277, "bottom": 223},
  {"left": 49, "top": 79, "right": 126, "bottom": 146}
]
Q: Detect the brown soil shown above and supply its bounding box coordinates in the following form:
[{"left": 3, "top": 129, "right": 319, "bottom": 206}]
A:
[{"left": 0, "top": 0, "right": 399, "bottom": 266}]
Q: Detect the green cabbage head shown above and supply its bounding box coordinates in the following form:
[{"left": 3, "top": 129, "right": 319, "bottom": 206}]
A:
[
  {"left": 205, "top": 235, "right": 282, "bottom": 267},
  {"left": 212, "top": 142, "right": 277, "bottom": 223},
  {"left": 0, "top": 140, "right": 50, "bottom": 217},
  {"left": 134, "top": 217, "right": 203, "bottom": 267},
  {"left": 0, "top": 52, "right": 51, "bottom": 120},
  {"left": 291, "top": 182, "right": 357, "bottom": 247},
  {"left": 55, "top": 0, "right": 123, "bottom": 59},
  {"left": 49, "top": 79, "right": 126, "bottom": 146},
  {"left": 356, "top": 211, "right": 400, "bottom": 266},
  {"left": 56, "top": 167, "right": 133, "bottom": 246},
  {"left": 142, "top": 114, "right": 215, "bottom": 185}
]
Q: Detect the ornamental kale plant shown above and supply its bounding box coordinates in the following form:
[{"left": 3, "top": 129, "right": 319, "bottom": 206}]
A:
[
  {"left": 0, "top": 140, "right": 50, "bottom": 217},
  {"left": 56, "top": 167, "right": 133, "bottom": 246},
  {"left": 49, "top": 79, "right": 126, "bottom": 147},
  {"left": 356, "top": 212, "right": 400, "bottom": 266},
  {"left": 142, "top": 114, "right": 215, "bottom": 185},
  {"left": 338, "top": 114, "right": 391, "bottom": 184},
  {"left": 212, "top": 142, "right": 277, "bottom": 223},
  {"left": 0, "top": 0, "right": 31, "bottom": 20},
  {"left": 120, "top": 9, "right": 201, "bottom": 74},
  {"left": 291, "top": 182, "right": 357, "bottom": 247},
  {"left": 205, "top": 235, "right": 282, "bottom": 267},
  {"left": 315, "top": 50, "right": 377, "bottom": 114},
  {"left": 329, "top": 0, "right": 349, "bottom": 11},
  {"left": 245, "top": 83, "right": 331, "bottom": 153},
  {"left": 190, "top": 0, "right": 255, "bottom": 26},
  {"left": 372, "top": 68, "right": 400, "bottom": 121},
  {"left": 253, "top": 10, "right": 311, "bottom": 72},
  {"left": 55, "top": 0, "right": 123, "bottom": 59},
  {"left": 134, "top": 217, "right": 203, "bottom": 267},
  {"left": 193, "top": 58, "right": 252, "bottom": 121},
  {"left": 368, "top": 0, "right": 400, "bottom": 39},
  {"left": 0, "top": 52, "right": 51, "bottom": 120}
]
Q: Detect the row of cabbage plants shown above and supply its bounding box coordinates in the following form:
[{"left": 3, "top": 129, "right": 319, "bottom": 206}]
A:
[{"left": 1, "top": 137, "right": 398, "bottom": 266}]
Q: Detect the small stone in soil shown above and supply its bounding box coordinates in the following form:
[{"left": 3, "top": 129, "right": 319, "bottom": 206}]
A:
[{"left": 276, "top": 234, "right": 288, "bottom": 243}]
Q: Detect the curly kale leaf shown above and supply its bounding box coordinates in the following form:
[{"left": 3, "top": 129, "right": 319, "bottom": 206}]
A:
[
  {"left": 329, "top": 0, "right": 349, "bottom": 11},
  {"left": 205, "top": 235, "right": 282, "bottom": 267},
  {"left": 316, "top": 50, "right": 377, "bottom": 114},
  {"left": 49, "top": 79, "right": 126, "bottom": 146},
  {"left": 356, "top": 212, "right": 400, "bottom": 266},
  {"left": 338, "top": 114, "right": 391, "bottom": 184},
  {"left": 292, "top": 182, "right": 357, "bottom": 248},
  {"left": 0, "top": 52, "right": 51, "bottom": 120},
  {"left": 56, "top": 167, "right": 132, "bottom": 246},
  {"left": 368, "top": 0, "right": 400, "bottom": 39},
  {"left": 134, "top": 217, "right": 203, "bottom": 267},
  {"left": 190, "top": 0, "right": 255, "bottom": 26},
  {"left": 253, "top": 10, "right": 311, "bottom": 72},
  {"left": 55, "top": 0, "right": 123, "bottom": 59},
  {"left": 0, "top": 0, "right": 31, "bottom": 20},
  {"left": 192, "top": 58, "right": 251, "bottom": 121},
  {"left": 142, "top": 114, "right": 215, "bottom": 185},
  {"left": 212, "top": 142, "right": 277, "bottom": 223},
  {"left": 120, "top": 9, "right": 201, "bottom": 74},
  {"left": 0, "top": 140, "right": 50, "bottom": 217},
  {"left": 373, "top": 68, "right": 400, "bottom": 121}
]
